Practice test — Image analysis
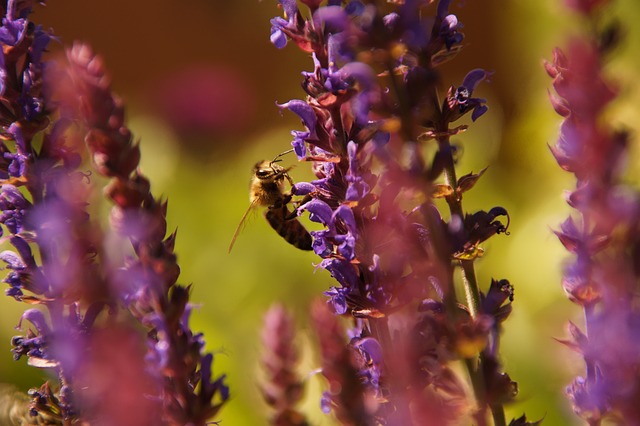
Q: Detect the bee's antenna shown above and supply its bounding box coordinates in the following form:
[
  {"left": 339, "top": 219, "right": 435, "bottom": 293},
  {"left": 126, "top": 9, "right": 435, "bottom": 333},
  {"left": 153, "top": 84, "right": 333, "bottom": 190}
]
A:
[{"left": 270, "top": 148, "right": 294, "bottom": 165}]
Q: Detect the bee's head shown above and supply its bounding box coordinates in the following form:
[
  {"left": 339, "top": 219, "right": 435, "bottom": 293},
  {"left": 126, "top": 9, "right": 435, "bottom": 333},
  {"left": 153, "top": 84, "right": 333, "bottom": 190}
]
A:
[{"left": 254, "top": 160, "right": 285, "bottom": 180}]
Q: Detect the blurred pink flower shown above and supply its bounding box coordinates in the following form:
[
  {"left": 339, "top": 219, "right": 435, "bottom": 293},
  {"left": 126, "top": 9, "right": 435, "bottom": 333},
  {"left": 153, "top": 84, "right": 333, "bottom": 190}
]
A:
[{"left": 147, "top": 65, "right": 257, "bottom": 139}]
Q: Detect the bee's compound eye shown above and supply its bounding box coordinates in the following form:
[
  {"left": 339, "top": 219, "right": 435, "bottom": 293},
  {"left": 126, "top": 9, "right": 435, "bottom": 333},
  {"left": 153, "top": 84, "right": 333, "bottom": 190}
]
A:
[{"left": 256, "top": 169, "right": 270, "bottom": 178}]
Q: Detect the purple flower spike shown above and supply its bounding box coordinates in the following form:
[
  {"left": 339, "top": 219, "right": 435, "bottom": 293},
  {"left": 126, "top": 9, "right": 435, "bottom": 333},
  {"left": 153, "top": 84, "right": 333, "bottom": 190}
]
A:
[
  {"left": 0, "top": 3, "right": 234, "bottom": 424},
  {"left": 352, "top": 336, "right": 384, "bottom": 394},
  {"left": 311, "top": 300, "right": 375, "bottom": 424},
  {"left": 259, "top": 304, "right": 310, "bottom": 426},
  {"left": 265, "top": 0, "right": 520, "bottom": 423},
  {"left": 471, "top": 104, "right": 488, "bottom": 122},
  {"left": 546, "top": 1, "right": 640, "bottom": 423},
  {"left": 332, "top": 205, "right": 358, "bottom": 260}
]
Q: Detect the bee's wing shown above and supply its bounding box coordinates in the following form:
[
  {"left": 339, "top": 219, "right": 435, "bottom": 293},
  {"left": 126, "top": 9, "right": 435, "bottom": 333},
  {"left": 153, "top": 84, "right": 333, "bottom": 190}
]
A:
[{"left": 228, "top": 200, "right": 259, "bottom": 253}]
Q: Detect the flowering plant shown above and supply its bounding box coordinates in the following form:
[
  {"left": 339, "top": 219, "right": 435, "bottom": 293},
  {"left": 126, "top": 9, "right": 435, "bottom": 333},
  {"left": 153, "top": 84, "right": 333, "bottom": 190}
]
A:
[
  {"left": 0, "top": 0, "right": 638, "bottom": 425},
  {"left": 0, "top": 2, "right": 227, "bottom": 425},
  {"left": 263, "top": 1, "right": 521, "bottom": 424}
]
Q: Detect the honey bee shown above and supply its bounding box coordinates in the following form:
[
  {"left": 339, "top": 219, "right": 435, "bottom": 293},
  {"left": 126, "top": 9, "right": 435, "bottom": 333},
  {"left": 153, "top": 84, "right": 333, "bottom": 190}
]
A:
[{"left": 228, "top": 151, "right": 313, "bottom": 253}]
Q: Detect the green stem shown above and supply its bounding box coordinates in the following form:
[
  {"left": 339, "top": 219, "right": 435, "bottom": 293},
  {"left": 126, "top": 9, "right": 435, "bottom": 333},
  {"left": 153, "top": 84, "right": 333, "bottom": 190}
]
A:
[
  {"left": 437, "top": 134, "right": 506, "bottom": 426},
  {"left": 460, "top": 260, "right": 482, "bottom": 321},
  {"left": 489, "top": 399, "right": 507, "bottom": 426},
  {"left": 464, "top": 357, "right": 488, "bottom": 426}
]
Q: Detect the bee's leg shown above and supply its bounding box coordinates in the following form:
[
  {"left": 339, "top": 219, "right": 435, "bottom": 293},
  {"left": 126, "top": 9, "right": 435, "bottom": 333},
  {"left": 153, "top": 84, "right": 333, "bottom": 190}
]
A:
[
  {"left": 270, "top": 191, "right": 293, "bottom": 212},
  {"left": 285, "top": 194, "right": 312, "bottom": 220},
  {"left": 268, "top": 197, "right": 298, "bottom": 222},
  {"left": 281, "top": 192, "right": 293, "bottom": 206},
  {"left": 283, "top": 172, "right": 295, "bottom": 187}
]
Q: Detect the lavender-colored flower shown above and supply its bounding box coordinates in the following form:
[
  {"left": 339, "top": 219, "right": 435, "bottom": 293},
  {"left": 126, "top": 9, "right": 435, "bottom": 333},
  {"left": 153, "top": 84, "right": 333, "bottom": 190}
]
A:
[
  {"left": 0, "top": 4, "right": 50, "bottom": 136},
  {"left": 435, "top": 0, "right": 464, "bottom": 50},
  {"left": 61, "top": 42, "right": 229, "bottom": 424},
  {"left": 324, "top": 286, "right": 350, "bottom": 315},
  {"left": 260, "top": 304, "right": 310, "bottom": 426},
  {"left": 277, "top": 99, "right": 318, "bottom": 159},
  {"left": 11, "top": 309, "right": 51, "bottom": 363},
  {"left": 266, "top": 0, "right": 519, "bottom": 424},
  {"left": 0, "top": 3, "right": 229, "bottom": 423},
  {"left": 442, "top": 68, "right": 491, "bottom": 123},
  {"left": 270, "top": 0, "right": 312, "bottom": 51},
  {"left": 547, "top": 0, "right": 640, "bottom": 423}
]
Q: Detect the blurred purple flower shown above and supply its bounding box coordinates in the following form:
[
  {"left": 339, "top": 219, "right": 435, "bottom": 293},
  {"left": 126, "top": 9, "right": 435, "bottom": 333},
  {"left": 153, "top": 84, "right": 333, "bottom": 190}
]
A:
[
  {"left": 546, "top": 1, "right": 640, "bottom": 422},
  {"left": 63, "top": 42, "right": 229, "bottom": 424},
  {"left": 0, "top": 3, "right": 230, "bottom": 421},
  {"left": 259, "top": 304, "right": 309, "bottom": 426}
]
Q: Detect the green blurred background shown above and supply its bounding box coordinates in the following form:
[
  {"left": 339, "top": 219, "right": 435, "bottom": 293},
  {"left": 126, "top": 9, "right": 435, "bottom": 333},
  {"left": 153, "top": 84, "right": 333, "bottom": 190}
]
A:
[{"left": 1, "top": 1, "right": 640, "bottom": 424}]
